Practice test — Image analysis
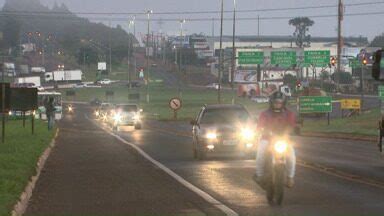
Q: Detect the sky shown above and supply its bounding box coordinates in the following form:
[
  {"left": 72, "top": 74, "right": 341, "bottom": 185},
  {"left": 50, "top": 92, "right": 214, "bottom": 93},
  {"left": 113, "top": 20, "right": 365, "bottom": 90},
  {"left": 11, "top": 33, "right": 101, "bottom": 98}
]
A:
[{"left": 2, "top": 0, "right": 384, "bottom": 41}]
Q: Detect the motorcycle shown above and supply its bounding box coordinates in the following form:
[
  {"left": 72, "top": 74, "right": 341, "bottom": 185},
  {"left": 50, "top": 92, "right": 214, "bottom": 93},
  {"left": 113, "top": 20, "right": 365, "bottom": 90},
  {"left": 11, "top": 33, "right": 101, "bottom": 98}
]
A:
[
  {"left": 67, "top": 104, "right": 74, "bottom": 115},
  {"left": 261, "top": 135, "right": 294, "bottom": 205}
]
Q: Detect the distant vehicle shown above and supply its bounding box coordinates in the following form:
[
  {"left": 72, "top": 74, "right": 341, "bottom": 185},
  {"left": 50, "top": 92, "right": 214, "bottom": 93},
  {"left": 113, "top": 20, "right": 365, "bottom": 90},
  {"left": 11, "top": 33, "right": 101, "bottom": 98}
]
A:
[
  {"left": 15, "top": 76, "right": 41, "bottom": 88},
  {"left": 31, "top": 67, "right": 46, "bottom": 73},
  {"left": 36, "top": 92, "right": 62, "bottom": 120},
  {"left": 238, "top": 82, "right": 291, "bottom": 99},
  {"left": 98, "top": 79, "right": 112, "bottom": 85},
  {"left": 151, "top": 63, "right": 158, "bottom": 68},
  {"left": 45, "top": 70, "right": 82, "bottom": 82},
  {"left": 74, "top": 83, "right": 87, "bottom": 88},
  {"left": 191, "top": 104, "right": 256, "bottom": 160},
  {"left": 206, "top": 83, "right": 219, "bottom": 90},
  {"left": 111, "top": 104, "right": 142, "bottom": 130}
]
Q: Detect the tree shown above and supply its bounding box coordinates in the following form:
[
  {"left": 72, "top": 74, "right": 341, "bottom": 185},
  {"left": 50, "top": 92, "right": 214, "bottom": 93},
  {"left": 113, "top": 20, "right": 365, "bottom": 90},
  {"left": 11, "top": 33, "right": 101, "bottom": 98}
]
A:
[
  {"left": 370, "top": 33, "right": 384, "bottom": 47},
  {"left": 331, "top": 72, "right": 353, "bottom": 84},
  {"left": 289, "top": 17, "right": 314, "bottom": 48}
]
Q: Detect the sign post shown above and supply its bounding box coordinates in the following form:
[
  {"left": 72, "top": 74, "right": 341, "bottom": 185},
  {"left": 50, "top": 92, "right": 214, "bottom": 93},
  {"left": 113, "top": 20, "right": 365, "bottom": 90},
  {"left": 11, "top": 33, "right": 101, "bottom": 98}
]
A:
[
  {"left": 0, "top": 83, "right": 10, "bottom": 142},
  {"left": 299, "top": 96, "right": 333, "bottom": 125},
  {"left": 304, "top": 50, "right": 331, "bottom": 67},
  {"left": 238, "top": 51, "right": 264, "bottom": 65},
  {"left": 169, "top": 98, "right": 182, "bottom": 120},
  {"left": 379, "top": 86, "right": 384, "bottom": 115},
  {"left": 271, "top": 51, "right": 297, "bottom": 67}
]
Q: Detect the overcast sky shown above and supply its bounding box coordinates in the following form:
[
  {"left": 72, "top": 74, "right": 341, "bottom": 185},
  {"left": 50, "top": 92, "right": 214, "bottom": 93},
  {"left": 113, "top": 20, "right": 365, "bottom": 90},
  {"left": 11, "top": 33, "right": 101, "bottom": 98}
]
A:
[{"left": 2, "top": 0, "right": 384, "bottom": 41}]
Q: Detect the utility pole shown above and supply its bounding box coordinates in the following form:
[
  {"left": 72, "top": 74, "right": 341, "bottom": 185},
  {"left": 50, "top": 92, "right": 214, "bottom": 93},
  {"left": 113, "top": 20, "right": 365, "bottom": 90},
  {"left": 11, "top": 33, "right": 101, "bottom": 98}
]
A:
[
  {"left": 231, "top": 0, "right": 236, "bottom": 91},
  {"left": 257, "top": 15, "right": 260, "bottom": 37},
  {"left": 109, "top": 20, "right": 112, "bottom": 75},
  {"left": 146, "top": 10, "right": 153, "bottom": 103},
  {"left": 218, "top": 0, "right": 224, "bottom": 104},
  {"left": 128, "top": 19, "right": 134, "bottom": 89},
  {"left": 336, "top": 0, "right": 343, "bottom": 91}
]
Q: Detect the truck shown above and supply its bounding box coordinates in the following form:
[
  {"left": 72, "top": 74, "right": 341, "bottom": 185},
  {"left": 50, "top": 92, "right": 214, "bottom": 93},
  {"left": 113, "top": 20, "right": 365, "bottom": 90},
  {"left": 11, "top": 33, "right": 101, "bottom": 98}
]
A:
[
  {"left": 15, "top": 76, "right": 41, "bottom": 87},
  {"left": 45, "top": 70, "right": 82, "bottom": 82},
  {"left": 237, "top": 74, "right": 292, "bottom": 99},
  {"left": 31, "top": 67, "right": 46, "bottom": 73}
]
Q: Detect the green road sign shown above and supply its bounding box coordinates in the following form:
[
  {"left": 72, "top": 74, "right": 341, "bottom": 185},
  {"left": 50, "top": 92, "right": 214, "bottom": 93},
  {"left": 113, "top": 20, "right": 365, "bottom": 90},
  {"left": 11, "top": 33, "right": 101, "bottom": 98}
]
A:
[
  {"left": 304, "top": 50, "right": 330, "bottom": 67},
  {"left": 271, "top": 51, "right": 297, "bottom": 66},
  {"left": 299, "top": 96, "right": 332, "bottom": 113},
  {"left": 349, "top": 58, "right": 361, "bottom": 69},
  {"left": 238, "top": 51, "right": 264, "bottom": 65},
  {"left": 379, "top": 86, "right": 384, "bottom": 99}
]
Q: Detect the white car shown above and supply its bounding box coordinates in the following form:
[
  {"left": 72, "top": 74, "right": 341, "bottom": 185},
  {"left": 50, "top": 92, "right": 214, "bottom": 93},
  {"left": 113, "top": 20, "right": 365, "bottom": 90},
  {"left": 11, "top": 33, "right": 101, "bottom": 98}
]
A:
[
  {"left": 98, "top": 79, "right": 112, "bottom": 85},
  {"left": 206, "top": 83, "right": 219, "bottom": 90},
  {"left": 111, "top": 104, "right": 142, "bottom": 130}
]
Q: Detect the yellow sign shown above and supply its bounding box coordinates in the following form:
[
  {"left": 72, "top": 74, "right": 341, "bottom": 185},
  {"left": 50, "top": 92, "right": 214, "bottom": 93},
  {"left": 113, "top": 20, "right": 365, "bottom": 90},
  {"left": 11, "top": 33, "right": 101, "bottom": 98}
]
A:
[{"left": 340, "top": 99, "right": 361, "bottom": 110}]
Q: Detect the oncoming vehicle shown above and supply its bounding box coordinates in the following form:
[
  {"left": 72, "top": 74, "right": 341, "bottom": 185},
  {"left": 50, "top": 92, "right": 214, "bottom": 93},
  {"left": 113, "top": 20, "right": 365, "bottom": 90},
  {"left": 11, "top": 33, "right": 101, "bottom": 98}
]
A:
[
  {"left": 36, "top": 92, "right": 63, "bottom": 120},
  {"left": 191, "top": 104, "right": 256, "bottom": 160},
  {"left": 111, "top": 104, "right": 142, "bottom": 130},
  {"left": 97, "top": 79, "right": 112, "bottom": 85}
]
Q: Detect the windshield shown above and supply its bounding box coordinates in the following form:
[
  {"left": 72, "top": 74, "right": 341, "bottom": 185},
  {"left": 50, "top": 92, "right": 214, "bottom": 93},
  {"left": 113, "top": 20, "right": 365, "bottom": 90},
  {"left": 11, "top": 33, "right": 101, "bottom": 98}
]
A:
[
  {"left": 116, "top": 105, "right": 138, "bottom": 112},
  {"left": 200, "top": 108, "right": 250, "bottom": 124}
]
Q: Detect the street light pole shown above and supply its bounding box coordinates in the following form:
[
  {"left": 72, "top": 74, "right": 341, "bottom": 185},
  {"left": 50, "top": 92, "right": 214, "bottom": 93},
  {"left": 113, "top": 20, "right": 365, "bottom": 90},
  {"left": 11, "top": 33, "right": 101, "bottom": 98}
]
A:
[
  {"left": 128, "top": 19, "right": 134, "bottom": 89},
  {"left": 218, "top": 0, "right": 224, "bottom": 104},
  {"left": 231, "top": 0, "right": 236, "bottom": 90},
  {"left": 179, "top": 19, "right": 186, "bottom": 98},
  {"left": 146, "top": 10, "right": 153, "bottom": 103}
]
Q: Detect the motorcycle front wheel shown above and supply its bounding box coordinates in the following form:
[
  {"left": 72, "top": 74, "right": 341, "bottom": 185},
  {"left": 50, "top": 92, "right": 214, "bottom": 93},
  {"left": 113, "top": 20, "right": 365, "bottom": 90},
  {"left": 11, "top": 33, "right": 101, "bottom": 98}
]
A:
[{"left": 274, "top": 164, "right": 285, "bottom": 205}]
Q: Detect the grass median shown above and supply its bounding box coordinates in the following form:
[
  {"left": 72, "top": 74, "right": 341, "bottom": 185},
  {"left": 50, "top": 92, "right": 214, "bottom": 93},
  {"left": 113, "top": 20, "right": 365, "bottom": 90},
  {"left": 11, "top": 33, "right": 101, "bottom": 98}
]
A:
[
  {"left": 302, "top": 109, "right": 380, "bottom": 137},
  {"left": 60, "top": 85, "right": 269, "bottom": 120},
  {"left": 0, "top": 119, "right": 56, "bottom": 216}
]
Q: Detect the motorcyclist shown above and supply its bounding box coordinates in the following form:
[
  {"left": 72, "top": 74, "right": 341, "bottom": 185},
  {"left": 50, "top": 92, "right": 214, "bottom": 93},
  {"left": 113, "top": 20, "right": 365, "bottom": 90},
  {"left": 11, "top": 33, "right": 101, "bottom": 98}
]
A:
[{"left": 254, "top": 91, "right": 297, "bottom": 188}]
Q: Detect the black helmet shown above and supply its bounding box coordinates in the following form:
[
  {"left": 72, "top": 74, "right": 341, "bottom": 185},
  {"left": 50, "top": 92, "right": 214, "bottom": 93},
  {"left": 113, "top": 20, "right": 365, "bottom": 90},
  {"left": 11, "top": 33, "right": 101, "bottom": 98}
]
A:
[{"left": 269, "top": 91, "right": 287, "bottom": 112}]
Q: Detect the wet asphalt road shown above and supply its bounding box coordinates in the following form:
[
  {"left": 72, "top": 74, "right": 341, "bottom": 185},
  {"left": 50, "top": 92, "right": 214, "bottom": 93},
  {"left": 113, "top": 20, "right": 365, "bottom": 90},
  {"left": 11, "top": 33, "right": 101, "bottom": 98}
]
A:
[{"left": 27, "top": 104, "right": 384, "bottom": 216}]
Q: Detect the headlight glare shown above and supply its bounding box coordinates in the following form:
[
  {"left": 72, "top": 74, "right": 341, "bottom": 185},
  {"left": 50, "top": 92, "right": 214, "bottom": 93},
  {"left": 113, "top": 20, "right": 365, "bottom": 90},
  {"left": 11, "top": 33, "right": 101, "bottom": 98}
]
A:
[
  {"left": 241, "top": 128, "right": 254, "bottom": 140},
  {"left": 206, "top": 132, "right": 217, "bottom": 139},
  {"left": 274, "top": 140, "right": 288, "bottom": 154}
]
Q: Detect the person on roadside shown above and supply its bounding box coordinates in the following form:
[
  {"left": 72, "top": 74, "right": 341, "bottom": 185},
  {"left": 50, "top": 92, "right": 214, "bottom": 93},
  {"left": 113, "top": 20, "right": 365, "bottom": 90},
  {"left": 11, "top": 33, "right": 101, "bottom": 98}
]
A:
[
  {"left": 253, "top": 91, "right": 297, "bottom": 188},
  {"left": 45, "top": 97, "right": 56, "bottom": 130}
]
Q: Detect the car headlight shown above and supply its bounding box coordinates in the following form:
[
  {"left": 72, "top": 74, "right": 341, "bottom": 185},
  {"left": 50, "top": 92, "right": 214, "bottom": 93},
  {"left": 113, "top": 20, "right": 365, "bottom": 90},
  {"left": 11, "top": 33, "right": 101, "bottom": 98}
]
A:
[
  {"left": 274, "top": 140, "right": 288, "bottom": 154},
  {"left": 133, "top": 113, "right": 141, "bottom": 121},
  {"left": 206, "top": 132, "right": 217, "bottom": 139},
  {"left": 113, "top": 113, "right": 122, "bottom": 122},
  {"left": 241, "top": 128, "right": 255, "bottom": 140}
]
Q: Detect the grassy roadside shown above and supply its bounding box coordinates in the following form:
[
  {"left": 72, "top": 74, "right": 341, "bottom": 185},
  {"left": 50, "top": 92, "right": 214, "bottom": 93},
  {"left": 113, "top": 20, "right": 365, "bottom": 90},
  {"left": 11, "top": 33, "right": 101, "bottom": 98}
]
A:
[
  {"left": 0, "top": 120, "right": 56, "bottom": 216},
  {"left": 302, "top": 109, "right": 380, "bottom": 136}
]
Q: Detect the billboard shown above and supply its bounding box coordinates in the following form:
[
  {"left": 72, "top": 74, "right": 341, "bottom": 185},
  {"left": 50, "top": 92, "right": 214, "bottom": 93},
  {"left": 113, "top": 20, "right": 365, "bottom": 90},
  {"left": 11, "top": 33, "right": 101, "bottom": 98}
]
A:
[
  {"left": 98, "top": 62, "right": 107, "bottom": 71},
  {"left": 10, "top": 88, "right": 38, "bottom": 111}
]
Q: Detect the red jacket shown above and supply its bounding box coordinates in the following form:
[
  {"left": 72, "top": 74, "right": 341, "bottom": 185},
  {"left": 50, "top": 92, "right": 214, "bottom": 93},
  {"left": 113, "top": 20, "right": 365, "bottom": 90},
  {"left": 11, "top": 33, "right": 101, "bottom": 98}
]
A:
[{"left": 258, "top": 108, "right": 296, "bottom": 137}]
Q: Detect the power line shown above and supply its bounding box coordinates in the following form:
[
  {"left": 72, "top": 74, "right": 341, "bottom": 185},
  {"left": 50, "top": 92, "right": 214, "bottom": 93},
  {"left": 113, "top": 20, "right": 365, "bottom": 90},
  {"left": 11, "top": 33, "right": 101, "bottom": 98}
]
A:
[
  {"left": 1, "top": 11, "right": 383, "bottom": 22},
  {"left": 0, "top": 1, "right": 383, "bottom": 16}
]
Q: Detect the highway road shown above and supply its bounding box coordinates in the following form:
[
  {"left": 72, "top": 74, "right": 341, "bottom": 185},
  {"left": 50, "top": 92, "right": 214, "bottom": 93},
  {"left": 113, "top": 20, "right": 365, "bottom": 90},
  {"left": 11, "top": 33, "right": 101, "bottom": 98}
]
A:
[{"left": 27, "top": 104, "right": 384, "bottom": 216}]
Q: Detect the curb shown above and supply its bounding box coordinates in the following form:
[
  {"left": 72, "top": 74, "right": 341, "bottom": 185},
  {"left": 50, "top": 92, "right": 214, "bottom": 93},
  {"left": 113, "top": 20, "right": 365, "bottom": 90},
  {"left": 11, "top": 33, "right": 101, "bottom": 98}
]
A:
[{"left": 11, "top": 129, "right": 60, "bottom": 216}]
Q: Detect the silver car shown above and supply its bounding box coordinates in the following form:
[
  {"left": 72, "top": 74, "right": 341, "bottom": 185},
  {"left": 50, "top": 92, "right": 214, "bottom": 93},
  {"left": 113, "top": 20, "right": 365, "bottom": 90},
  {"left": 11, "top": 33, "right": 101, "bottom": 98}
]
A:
[
  {"left": 112, "top": 104, "right": 142, "bottom": 130},
  {"left": 191, "top": 104, "right": 257, "bottom": 160}
]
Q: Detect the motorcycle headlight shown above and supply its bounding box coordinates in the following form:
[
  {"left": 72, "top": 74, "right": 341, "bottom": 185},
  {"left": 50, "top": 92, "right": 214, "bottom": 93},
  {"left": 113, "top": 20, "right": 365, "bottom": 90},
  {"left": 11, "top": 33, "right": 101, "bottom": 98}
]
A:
[
  {"left": 274, "top": 140, "right": 288, "bottom": 154},
  {"left": 95, "top": 111, "right": 100, "bottom": 117},
  {"left": 206, "top": 132, "right": 217, "bottom": 140},
  {"left": 241, "top": 128, "right": 255, "bottom": 140},
  {"left": 68, "top": 106, "right": 73, "bottom": 112}
]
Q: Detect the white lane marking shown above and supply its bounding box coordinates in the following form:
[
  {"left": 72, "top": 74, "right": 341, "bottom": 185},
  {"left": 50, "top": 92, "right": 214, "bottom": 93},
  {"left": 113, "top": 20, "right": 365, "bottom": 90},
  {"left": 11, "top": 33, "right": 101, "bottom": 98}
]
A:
[{"left": 86, "top": 116, "right": 239, "bottom": 216}]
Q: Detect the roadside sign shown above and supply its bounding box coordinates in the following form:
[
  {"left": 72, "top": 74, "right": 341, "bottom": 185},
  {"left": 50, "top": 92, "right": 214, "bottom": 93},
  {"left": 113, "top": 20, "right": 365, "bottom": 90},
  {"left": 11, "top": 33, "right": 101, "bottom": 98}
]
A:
[
  {"left": 169, "top": 98, "right": 182, "bottom": 111},
  {"left": 10, "top": 88, "right": 38, "bottom": 111},
  {"left": 238, "top": 51, "right": 264, "bottom": 65},
  {"left": 304, "top": 50, "right": 330, "bottom": 67},
  {"left": 340, "top": 99, "right": 361, "bottom": 110},
  {"left": 299, "top": 96, "right": 332, "bottom": 113},
  {"left": 98, "top": 62, "right": 107, "bottom": 71},
  {"left": 271, "top": 51, "right": 297, "bottom": 67}
]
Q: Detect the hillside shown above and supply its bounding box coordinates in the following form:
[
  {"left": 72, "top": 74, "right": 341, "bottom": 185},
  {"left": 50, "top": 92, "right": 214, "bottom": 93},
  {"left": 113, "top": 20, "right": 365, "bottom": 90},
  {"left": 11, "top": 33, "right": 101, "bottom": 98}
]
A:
[{"left": 0, "top": 0, "right": 136, "bottom": 71}]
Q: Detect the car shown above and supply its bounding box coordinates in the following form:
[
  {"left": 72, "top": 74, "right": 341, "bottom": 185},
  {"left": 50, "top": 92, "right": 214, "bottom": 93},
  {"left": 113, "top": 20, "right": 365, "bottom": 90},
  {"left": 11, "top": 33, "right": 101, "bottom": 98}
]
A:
[
  {"left": 151, "top": 63, "right": 158, "bottom": 68},
  {"left": 111, "top": 104, "right": 142, "bottom": 130},
  {"left": 191, "top": 104, "right": 256, "bottom": 160},
  {"left": 74, "top": 83, "right": 87, "bottom": 88},
  {"left": 98, "top": 79, "right": 112, "bottom": 85},
  {"left": 206, "top": 83, "right": 219, "bottom": 90}
]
